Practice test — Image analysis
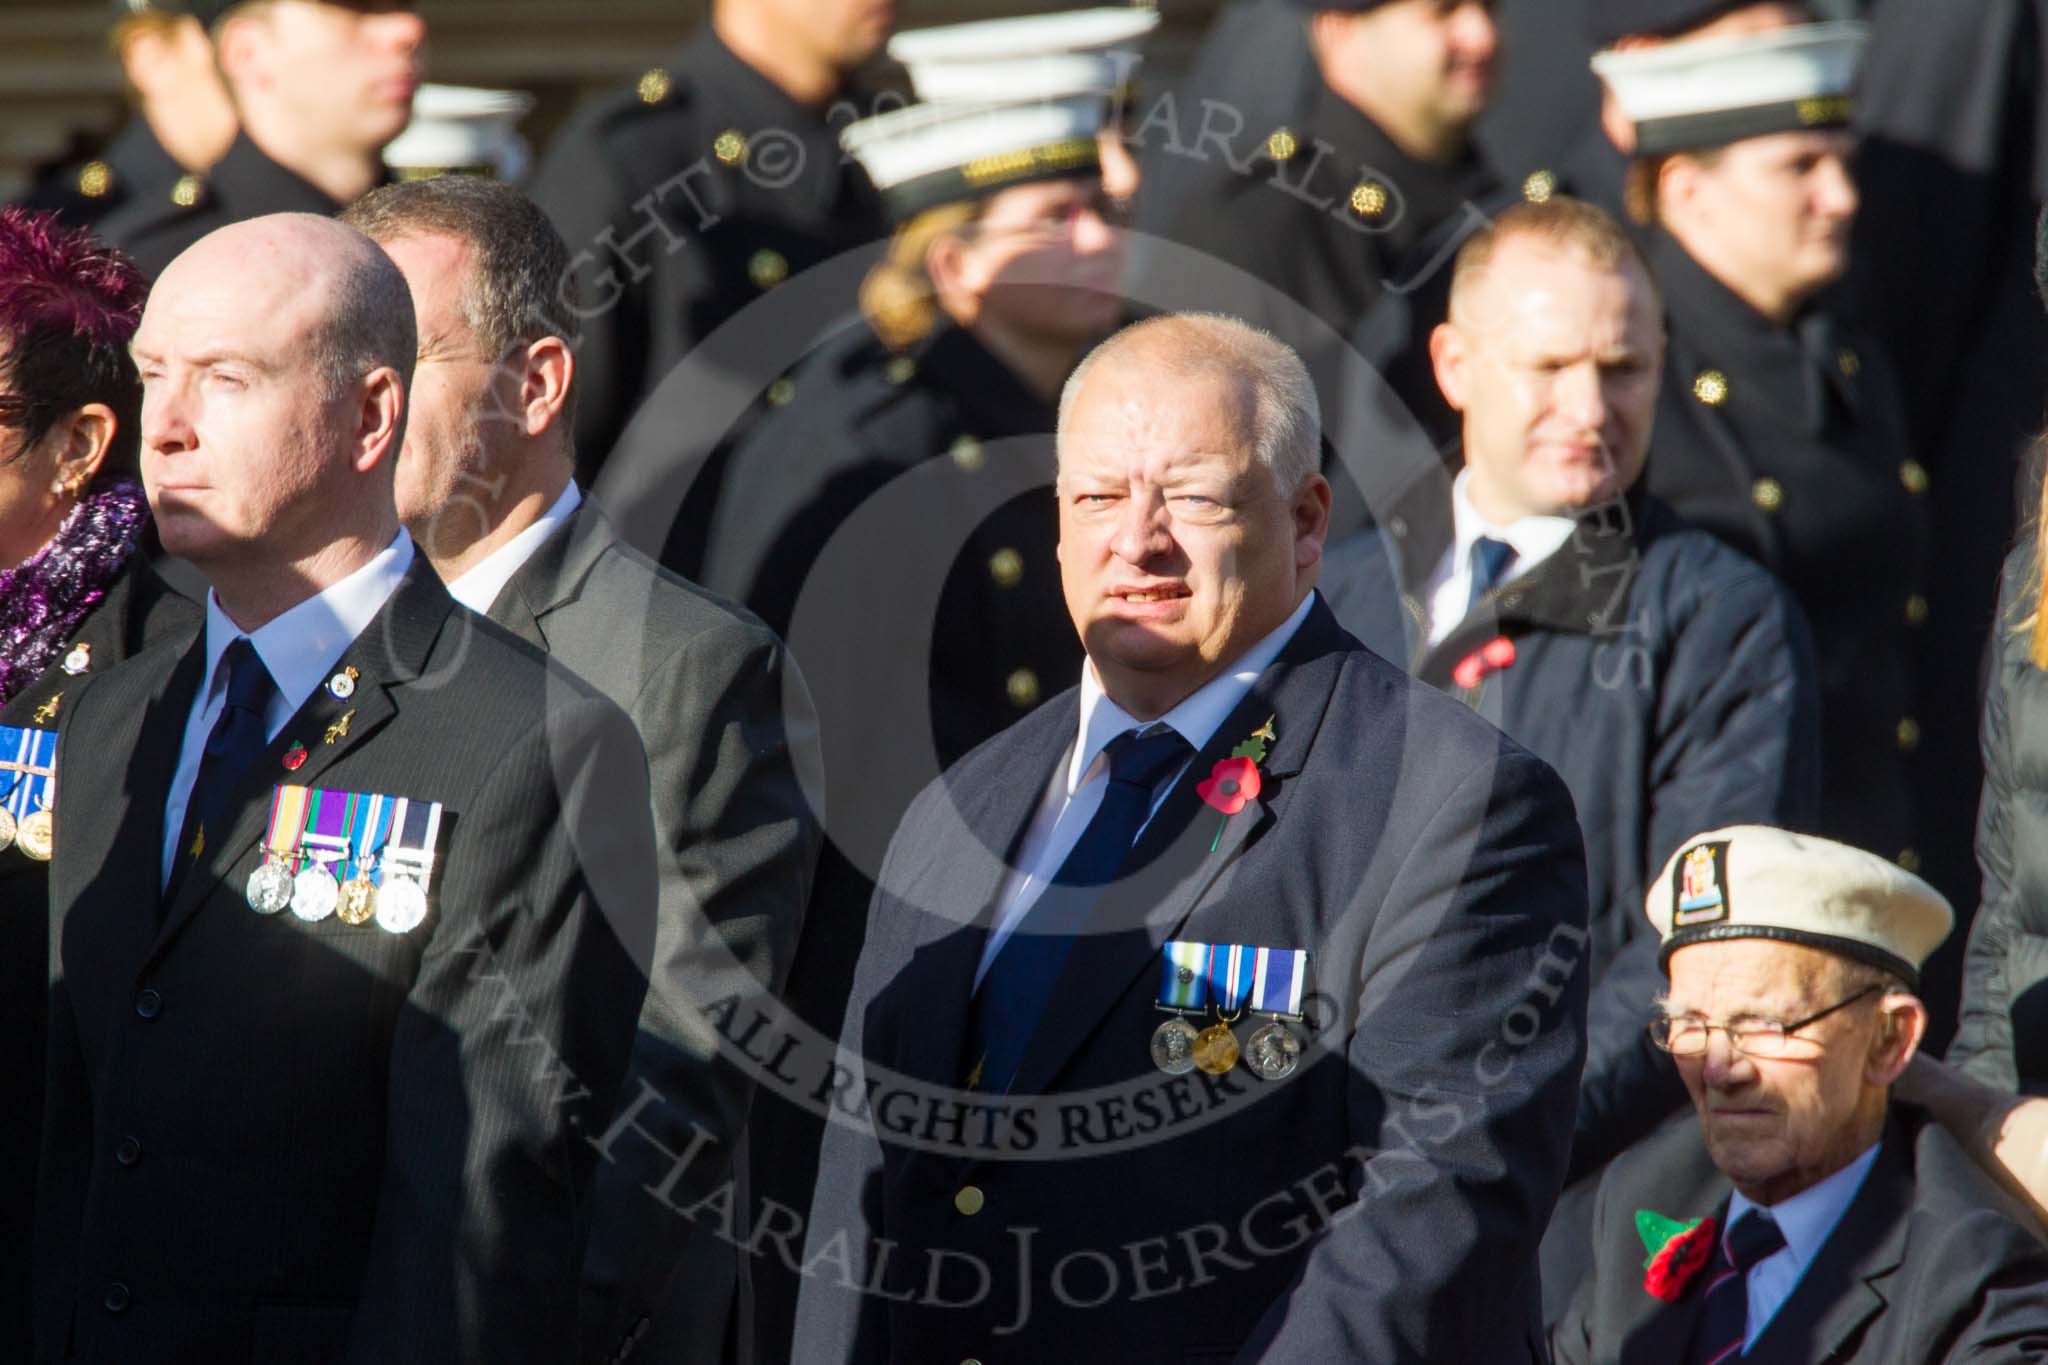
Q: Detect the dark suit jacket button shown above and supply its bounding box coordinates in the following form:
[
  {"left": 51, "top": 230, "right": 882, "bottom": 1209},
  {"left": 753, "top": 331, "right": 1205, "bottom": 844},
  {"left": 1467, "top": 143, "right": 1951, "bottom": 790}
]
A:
[
  {"left": 115, "top": 1136, "right": 142, "bottom": 1166},
  {"left": 103, "top": 1283, "right": 130, "bottom": 1313},
  {"left": 134, "top": 989, "right": 162, "bottom": 1020}
]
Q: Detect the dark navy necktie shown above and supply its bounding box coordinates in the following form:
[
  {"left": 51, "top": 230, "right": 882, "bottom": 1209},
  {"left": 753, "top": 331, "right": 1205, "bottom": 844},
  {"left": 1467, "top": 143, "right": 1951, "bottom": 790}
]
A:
[
  {"left": 169, "top": 638, "right": 277, "bottom": 899},
  {"left": 1466, "top": 535, "right": 1515, "bottom": 614},
  {"left": 970, "top": 727, "right": 1194, "bottom": 1094},
  {"left": 1692, "top": 1209, "right": 1786, "bottom": 1365}
]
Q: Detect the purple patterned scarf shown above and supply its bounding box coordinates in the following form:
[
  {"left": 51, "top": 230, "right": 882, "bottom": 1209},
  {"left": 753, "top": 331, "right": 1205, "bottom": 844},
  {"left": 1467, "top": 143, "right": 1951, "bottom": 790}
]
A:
[{"left": 0, "top": 477, "right": 148, "bottom": 706}]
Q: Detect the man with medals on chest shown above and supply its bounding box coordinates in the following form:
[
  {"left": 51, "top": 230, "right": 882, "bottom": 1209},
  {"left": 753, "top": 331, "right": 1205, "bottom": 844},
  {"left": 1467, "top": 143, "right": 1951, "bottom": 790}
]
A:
[
  {"left": 795, "top": 313, "right": 1589, "bottom": 1362},
  {"left": 34, "top": 213, "right": 654, "bottom": 1365},
  {"left": 340, "top": 175, "right": 822, "bottom": 1365}
]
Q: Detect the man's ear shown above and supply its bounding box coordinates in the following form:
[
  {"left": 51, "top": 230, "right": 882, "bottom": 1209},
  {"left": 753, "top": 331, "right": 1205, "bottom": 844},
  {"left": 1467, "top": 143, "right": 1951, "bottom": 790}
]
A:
[
  {"left": 517, "top": 337, "right": 574, "bottom": 440},
  {"left": 1430, "top": 320, "right": 1471, "bottom": 413},
  {"left": 1868, "top": 993, "right": 1929, "bottom": 1088},
  {"left": 354, "top": 368, "right": 406, "bottom": 473}
]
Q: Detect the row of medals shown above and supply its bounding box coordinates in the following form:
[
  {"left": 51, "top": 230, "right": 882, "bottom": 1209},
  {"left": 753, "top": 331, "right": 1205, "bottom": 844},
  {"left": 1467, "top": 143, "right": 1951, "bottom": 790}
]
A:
[
  {"left": 1151, "top": 1010, "right": 1302, "bottom": 1081},
  {"left": 246, "top": 852, "right": 428, "bottom": 935},
  {"left": 0, "top": 805, "right": 53, "bottom": 862}
]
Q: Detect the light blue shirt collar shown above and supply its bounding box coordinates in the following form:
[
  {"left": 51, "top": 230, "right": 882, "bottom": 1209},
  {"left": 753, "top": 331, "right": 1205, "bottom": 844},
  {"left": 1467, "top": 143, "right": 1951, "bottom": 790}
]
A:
[
  {"left": 197, "top": 530, "right": 415, "bottom": 726},
  {"left": 1726, "top": 1140, "right": 1880, "bottom": 1269},
  {"left": 1067, "top": 590, "right": 1316, "bottom": 795}
]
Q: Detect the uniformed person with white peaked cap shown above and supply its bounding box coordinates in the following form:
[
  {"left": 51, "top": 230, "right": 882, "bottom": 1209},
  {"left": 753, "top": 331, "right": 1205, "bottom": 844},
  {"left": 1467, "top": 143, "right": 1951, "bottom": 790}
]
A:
[{"left": 1597, "top": 23, "right": 1931, "bottom": 900}]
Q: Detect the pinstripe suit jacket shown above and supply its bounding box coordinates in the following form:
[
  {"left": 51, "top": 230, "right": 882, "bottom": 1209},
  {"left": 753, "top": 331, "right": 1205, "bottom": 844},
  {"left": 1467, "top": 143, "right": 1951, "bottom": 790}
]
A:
[
  {"left": 483, "top": 501, "right": 822, "bottom": 1364},
  {"left": 35, "top": 560, "right": 655, "bottom": 1365}
]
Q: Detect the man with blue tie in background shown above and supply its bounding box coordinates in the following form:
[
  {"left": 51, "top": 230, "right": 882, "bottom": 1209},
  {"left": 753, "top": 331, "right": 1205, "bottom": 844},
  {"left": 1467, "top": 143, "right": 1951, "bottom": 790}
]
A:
[{"left": 796, "top": 311, "right": 1590, "bottom": 1362}]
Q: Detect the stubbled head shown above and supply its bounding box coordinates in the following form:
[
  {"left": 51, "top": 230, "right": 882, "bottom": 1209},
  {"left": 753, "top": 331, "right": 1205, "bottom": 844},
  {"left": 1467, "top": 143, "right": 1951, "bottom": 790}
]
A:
[
  {"left": 1434, "top": 197, "right": 1664, "bottom": 523},
  {"left": 132, "top": 213, "right": 413, "bottom": 577},
  {"left": 1054, "top": 313, "right": 1329, "bottom": 719}
]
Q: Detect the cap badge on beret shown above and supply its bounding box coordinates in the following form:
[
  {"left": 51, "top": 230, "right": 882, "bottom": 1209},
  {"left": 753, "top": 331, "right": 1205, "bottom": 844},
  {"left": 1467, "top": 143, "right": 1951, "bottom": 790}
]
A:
[{"left": 1673, "top": 842, "right": 1729, "bottom": 927}]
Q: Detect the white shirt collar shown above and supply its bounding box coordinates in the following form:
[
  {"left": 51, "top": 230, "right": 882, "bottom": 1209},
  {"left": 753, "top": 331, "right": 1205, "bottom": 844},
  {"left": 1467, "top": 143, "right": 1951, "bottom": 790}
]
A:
[
  {"left": 1066, "top": 590, "right": 1317, "bottom": 795},
  {"left": 199, "top": 530, "right": 415, "bottom": 718},
  {"left": 1450, "top": 468, "right": 1580, "bottom": 584},
  {"left": 1726, "top": 1140, "right": 1881, "bottom": 1268},
  {"left": 444, "top": 481, "right": 583, "bottom": 614}
]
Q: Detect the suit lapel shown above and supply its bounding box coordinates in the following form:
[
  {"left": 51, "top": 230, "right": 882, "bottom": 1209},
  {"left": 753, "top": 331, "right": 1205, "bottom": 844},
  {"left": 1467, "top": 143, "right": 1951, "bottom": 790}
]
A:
[
  {"left": 149, "top": 563, "right": 454, "bottom": 954},
  {"left": 1002, "top": 601, "right": 1350, "bottom": 1102},
  {"left": 487, "top": 500, "right": 614, "bottom": 652},
  {"left": 1746, "top": 1125, "right": 1909, "bottom": 1365},
  {"left": 894, "top": 708, "right": 1076, "bottom": 1097}
]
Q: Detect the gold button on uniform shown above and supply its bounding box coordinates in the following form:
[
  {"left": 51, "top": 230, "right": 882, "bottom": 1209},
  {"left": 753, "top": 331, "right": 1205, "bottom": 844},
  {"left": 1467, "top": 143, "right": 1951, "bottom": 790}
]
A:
[
  {"left": 1006, "top": 668, "right": 1040, "bottom": 708},
  {"left": 765, "top": 377, "right": 796, "bottom": 407},
  {"left": 1837, "top": 347, "right": 1860, "bottom": 378},
  {"left": 988, "top": 548, "right": 1023, "bottom": 588},
  {"left": 1899, "top": 459, "right": 1929, "bottom": 496},
  {"left": 950, "top": 434, "right": 983, "bottom": 472},
  {"left": 1349, "top": 180, "right": 1389, "bottom": 219},
  {"left": 1523, "top": 169, "right": 1557, "bottom": 203},
  {"left": 1905, "top": 593, "right": 1929, "bottom": 626},
  {"left": 1752, "top": 477, "right": 1784, "bottom": 513},
  {"left": 747, "top": 248, "right": 788, "bottom": 290},
  {"left": 713, "top": 129, "right": 748, "bottom": 166},
  {"left": 1693, "top": 370, "right": 1730, "bottom": 406},
  {"left": 885, "top": 356, "right": 918, "bottom": 385},
  {"left": 1265, "top": 127, "right": 1298, "bottom": 161},
  {"left": 1896, "top": 716, "right": 1921, "bottom": 752},
  {"left": 171, "top": 174, "right": 202, "bottom": 208},
  {"left": 637, "top": 68, "right": 672, "bottom": 105},
  {"left": 954, "top": 1186, "right": 985, "bottom": 1216},
  {"left": 77, "top": 161, "right": 113, "bottom": 199}
]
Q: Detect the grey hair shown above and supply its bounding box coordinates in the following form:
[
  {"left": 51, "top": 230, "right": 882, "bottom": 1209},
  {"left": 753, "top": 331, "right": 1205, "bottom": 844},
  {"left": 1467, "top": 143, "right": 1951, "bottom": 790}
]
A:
[
  {"left": 1056, "top": 312, "right": 1321, "bottom": 495},
  {"left": 310, "top": 229, "right": 418, "bottom": 404}
]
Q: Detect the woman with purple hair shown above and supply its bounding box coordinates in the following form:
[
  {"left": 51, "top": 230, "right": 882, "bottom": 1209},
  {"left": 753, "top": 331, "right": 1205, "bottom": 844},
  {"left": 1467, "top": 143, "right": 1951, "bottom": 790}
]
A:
[
  {"left": 0, "top": 207, "right": 196, "bottom": 717},
  {"left": 0, "top": 207, "right": 197, "bottom": 1354}
]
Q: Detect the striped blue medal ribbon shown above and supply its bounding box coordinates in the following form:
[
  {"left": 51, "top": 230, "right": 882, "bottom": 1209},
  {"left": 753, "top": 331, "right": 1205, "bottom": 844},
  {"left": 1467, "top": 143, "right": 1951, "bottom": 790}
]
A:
[
  {"left": 374, "top": 795, "right": 443, "bottom": 935},
  {"left": 334, "top": 792, "right": 394, "bottom": 926},
  {"left": 0, "top": 725, "right": 58, "bottom": 859}
]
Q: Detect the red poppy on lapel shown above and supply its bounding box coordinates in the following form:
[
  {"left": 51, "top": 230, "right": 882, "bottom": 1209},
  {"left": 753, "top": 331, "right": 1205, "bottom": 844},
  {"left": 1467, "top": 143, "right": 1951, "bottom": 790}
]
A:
[
  {"left": 1198, "top": 756, "right": 1261, "bottom": 815},
  {"left": 1640, "top": 1213, "right": 1717, "bottom": 1302},
  {"left": 1451, "top": 635, "right": 1517, "bottom": 690}
]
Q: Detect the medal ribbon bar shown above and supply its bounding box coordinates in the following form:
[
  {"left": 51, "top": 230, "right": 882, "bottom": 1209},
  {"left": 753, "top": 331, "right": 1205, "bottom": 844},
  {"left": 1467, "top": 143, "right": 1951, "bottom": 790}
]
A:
[
  {"left": 1158, "top": 939, "right": 1212, "bottom": 1011},
  {"left": 0, "top": 725, "right": 57, "bottom": 819},
  {"left": 300, "top": 787, "right": 350, "bottom": 868},
  {"left": 263, "top": 785, "right": 311, "bottom": 865},
  {"left": 1250, "top": 946, "right": 1307, "bottom": 1019},
  {"left": 381, "top": 795, "right": 444, "bottom": 890},
  {"left": 347, "top": 791, "right": 394, "bottom": 882}
]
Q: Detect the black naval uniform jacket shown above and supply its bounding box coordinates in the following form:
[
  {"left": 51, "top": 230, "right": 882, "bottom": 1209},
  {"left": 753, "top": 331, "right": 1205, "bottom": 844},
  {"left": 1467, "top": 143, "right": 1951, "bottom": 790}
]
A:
[
  {"left": 478, "top": 500, "right": 823, "bottom": 1365},
  {"left": 1843, "top": 0, "right": 2048, "bottom": 960},
  {"left": 103, "top": 130, "right": 354, "bottom": 280},
  {"left": 34, "top": 561, "right": 653, "bottom": 1365},
  {"left": 795, "top": 599, "right": 1590, "bottom": 1364},
  {"left": 1641, "top": 230, "right": 1928, "bottom": 870},
  {"left": 530, "top": 25, "right": 890, "bottom": 492},
  {"left": 1321, "top": 487, "right": 1821, "bottom": 1176},
  {"left": 14, "top": 119, "right": 188, "bottom": 238},
  {"left": 1952, "top": 543, "right": 2048, "bottom": 1094},
  {"left": 1551, "top": 1107, "right": 2048, "bottom": 1364},
  {"left": 0, "top": 550, "right": 197, "bottom": 1361},
  {"left": 699, "top": 318, "right": 1080, "bottom": 1365}
]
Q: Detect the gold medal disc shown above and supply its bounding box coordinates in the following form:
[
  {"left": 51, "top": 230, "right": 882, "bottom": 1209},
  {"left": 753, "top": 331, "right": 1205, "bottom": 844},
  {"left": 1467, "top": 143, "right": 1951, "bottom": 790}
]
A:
[
  {"left": 1192, "top": 1022, "right": 1240, "bottom": 1075},
  {"left": 0, "top": 807, "right": 16, "bottom": 853},
  {"left": 336, "top": 875, "right": 378, "bottom": 926},
  {"left": 17, "top": 809, "right": 53, "bottom": 862}
]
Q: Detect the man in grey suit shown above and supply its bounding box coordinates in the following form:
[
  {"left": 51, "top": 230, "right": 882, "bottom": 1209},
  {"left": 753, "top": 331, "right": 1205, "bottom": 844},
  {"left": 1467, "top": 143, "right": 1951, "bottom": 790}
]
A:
[
  {"left": 796, "top": 313, "right": 1589, "bottom": 1362},
  {"left": 342, "top": 178, "right": 822, "bottom": 1365}
]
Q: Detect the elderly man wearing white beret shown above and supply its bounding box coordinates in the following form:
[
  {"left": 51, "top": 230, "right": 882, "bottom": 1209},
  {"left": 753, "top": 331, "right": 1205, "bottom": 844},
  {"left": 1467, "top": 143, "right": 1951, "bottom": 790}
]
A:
[{"left": 1553, "top": 825, "right": 2048, "bottom": 1365}]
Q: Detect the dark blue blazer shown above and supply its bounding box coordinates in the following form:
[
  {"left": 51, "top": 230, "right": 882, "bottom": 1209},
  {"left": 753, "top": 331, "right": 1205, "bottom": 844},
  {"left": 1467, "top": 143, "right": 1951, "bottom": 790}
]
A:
[{"left": 794, "top": 597, "right": 1591, "bottom": 1363}]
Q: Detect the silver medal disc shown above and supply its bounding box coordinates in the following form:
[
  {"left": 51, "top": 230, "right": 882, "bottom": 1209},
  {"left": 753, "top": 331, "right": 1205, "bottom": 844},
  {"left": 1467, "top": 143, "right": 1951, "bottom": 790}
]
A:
[
  {"left": 1244, "top": 1020, "right": 1302, "bottom": 1081},
  {"left": 375, "top": 875, "right": 428, "bottom": 935},
  {"left": 291, "top": 865, "right": 339, "bottom": 922},
  {"left": 1149, "top": 1016, "right": 1201, "bottom": 1075},
  {"left": 246, "top": 861, "right": 295, "bottom": 915}
]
